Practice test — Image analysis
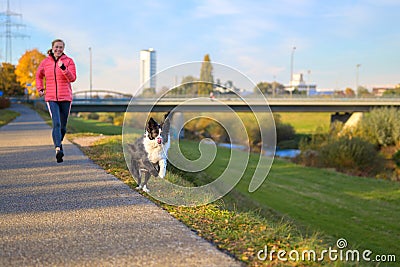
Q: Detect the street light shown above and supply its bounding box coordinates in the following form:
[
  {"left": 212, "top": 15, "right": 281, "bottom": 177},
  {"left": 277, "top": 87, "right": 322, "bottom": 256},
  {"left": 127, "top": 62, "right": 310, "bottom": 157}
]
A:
[
  {"left": 272, "top": 75, "right": 276, "bottom": 97},
  {"left": 89, "top": 47, "right": 93, "bottom": 99},
  {"left": 289, "top": 46, "right": 296, "bottom": 97},
  {"left": 356, "top": 64, "right": 361, "bottom": 98},
  {"left": 290, "top": 46, "right": 296, "bottom": 86},
  {"left": 307, "top": 70, "right": 311, "bottom": 96}
]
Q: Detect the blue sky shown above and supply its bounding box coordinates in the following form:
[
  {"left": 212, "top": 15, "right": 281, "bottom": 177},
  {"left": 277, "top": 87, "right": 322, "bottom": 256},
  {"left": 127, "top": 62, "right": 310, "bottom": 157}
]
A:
[{"left": 1, "top": 0, "right": 399, "bottom": 94}]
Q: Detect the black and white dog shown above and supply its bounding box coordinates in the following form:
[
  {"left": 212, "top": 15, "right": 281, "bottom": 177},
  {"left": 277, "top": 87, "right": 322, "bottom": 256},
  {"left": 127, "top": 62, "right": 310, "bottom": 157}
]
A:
[{"left": 127, "top": 113, "right": 171, "bottom": 192}]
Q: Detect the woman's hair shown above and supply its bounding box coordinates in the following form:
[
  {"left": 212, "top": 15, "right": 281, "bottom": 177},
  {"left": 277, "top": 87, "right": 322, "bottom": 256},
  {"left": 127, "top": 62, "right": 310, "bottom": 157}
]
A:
[{"left": 47, "top": 39, "right": 65, "bottom": 55}]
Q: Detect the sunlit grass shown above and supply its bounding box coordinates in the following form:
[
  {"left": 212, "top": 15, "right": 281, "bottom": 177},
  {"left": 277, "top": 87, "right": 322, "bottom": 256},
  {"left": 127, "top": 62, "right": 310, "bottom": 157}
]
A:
[
  {"left": 0, "top": 109, "right": 19, "bottom": 127},
  {"left": 276, "top": 112, "right": 331, "bottom": 134},
  {"left": 71, "top": 134, "right": 330, "bottom": 266}
]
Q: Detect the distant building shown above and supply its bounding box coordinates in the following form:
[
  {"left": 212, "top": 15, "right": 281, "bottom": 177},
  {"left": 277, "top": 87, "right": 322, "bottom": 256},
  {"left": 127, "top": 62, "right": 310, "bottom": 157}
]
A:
[
  {"left": 372, "top": 86, "right": 395, "bottom": 96},
  {"left": 286, "top": 73, "right": 317, "bottom": 95},
  {"left": 140, "top": 48, "right": 156, "bottom": 89}
]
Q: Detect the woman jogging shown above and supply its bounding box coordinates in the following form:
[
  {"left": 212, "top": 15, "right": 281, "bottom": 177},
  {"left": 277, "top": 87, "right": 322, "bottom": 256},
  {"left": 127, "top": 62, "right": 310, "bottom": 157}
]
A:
[{"left": 36, "top": 39, "right": 77, "bottom": 163}]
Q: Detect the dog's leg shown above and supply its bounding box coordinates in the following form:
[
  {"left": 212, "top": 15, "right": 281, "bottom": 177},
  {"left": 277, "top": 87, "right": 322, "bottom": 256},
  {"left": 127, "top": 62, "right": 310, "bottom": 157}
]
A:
[
  {"left": 131, "top": 159, "right": 142, "bottom": 190},
  {"left": 136, "top": 169, "right": 143, "bottom": 190},
  {"left": 142, "top": 171, "right": 151, "bottom": 193},
  {"left": 158, "top": 159, "right": 167, "bottom": 179}
]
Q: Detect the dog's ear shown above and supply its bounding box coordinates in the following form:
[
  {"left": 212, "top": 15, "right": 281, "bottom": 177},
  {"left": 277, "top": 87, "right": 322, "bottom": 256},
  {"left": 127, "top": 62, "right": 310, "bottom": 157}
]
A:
[
  {"left": 148, "top": 117, "right": 157, "bottom": 126},
  {"left": 164, "top": 112, "right": 170, "bottom": 121},
  {"left": 160, "top": 113, "right": 171, "bottom": 142},
  {"left": 146, "top": 117, "right": 156, "bottom": 132},
  {"left": 161, "top": 112, "right": 171, "bottom": 127}
]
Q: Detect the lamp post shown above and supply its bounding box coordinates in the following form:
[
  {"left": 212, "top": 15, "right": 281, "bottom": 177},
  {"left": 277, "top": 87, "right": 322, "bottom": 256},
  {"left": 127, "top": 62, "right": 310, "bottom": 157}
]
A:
[
  {"left": 290, "top": 46, "right": 296, "bottom": 85},
  {"left": 307, "top": 70, "right": 311, "bottom": 96},
  {"left": 290, "top": 46, "right": 296, "bottom": 97},
  {"left": 89, "top": 47, "right": 93, "bottom": 99},
  {"left": 272, "top": 75, "right": 276, "bottom": 97},
  {"left": 356, "top": 64, "right": 361, "bottom": 98}
]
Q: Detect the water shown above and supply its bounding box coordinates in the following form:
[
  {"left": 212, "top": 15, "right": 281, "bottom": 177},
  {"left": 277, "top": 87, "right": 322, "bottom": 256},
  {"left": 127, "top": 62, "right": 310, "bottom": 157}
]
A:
[
  {"left": 275, "top": 149, "right": 301, "bottom": 158},
  {"left": 217, "top": 142, "right": 300, "bottom": 158}
]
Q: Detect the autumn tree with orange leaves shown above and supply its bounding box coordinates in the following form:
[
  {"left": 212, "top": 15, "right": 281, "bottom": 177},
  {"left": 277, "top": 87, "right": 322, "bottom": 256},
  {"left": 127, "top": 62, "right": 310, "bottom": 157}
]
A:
[{"left": 15, "top": 49, "right": 46, "bottom": 96}]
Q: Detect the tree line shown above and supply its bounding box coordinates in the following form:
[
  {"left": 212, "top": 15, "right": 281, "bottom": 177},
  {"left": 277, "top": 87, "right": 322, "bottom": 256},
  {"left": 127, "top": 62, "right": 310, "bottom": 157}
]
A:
[{"left": 3, "top": 50, "right": 400, "bottom": 98}]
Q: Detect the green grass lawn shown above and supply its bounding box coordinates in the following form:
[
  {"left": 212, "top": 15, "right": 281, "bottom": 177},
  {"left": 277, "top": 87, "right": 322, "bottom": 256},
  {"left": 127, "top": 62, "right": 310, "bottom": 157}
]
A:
[
  {"left": 170, "top": 140, "right": 400, "bottom": 257},
  {"left": 60, "top": 111, "right": 399, "bottom": 265},
  {"left": 0, "top": 109, "right": 19, "bottom": 127},
  {"left": 67, "top": 116, "right": 122, "bottom": 135},
  {"left": 276, "top": 112, "right": 331, "bottom": 134}
]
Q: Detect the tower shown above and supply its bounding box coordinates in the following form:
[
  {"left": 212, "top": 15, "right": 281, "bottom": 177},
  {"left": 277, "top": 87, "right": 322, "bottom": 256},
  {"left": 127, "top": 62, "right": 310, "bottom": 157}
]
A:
[
  {"left": 0, "top": 0, "right": 28, "bottom": 63},
  {"left": 140, "top": 48, "right": 156, "bottom": 89}
]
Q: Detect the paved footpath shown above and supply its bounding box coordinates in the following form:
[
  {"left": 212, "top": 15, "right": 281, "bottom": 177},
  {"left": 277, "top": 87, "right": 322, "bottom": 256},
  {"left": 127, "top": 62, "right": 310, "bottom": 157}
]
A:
[{"left": 0, "top": 104, "right": 242, "bottom": 267}]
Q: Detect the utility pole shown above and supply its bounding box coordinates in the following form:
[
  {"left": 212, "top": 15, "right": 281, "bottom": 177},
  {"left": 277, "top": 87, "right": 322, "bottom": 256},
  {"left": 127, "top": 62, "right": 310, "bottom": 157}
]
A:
[
  {"left": 0, "top": 0, "right": 29, "bottom": 63},
  {"left": 356, "top": 64, "right": 361, "bottom": 98},
  {"left": 289, "top": 46, "right": 296, "bottom": 98},
  {"left": 272, "top": 75, "right": 276, "bottom": 97},
  {"left": 307, "top": 70, "right": 311, "bottom": 96},
  {"left": 89, "top": 47, "right": 93, "bottom": 99}
]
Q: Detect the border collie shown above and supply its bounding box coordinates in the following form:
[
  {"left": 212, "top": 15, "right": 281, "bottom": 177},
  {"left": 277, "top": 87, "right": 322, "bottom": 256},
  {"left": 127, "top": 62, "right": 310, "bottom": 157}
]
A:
[{"left": 127, "top": 113, "right": 171, "bottom": 192}]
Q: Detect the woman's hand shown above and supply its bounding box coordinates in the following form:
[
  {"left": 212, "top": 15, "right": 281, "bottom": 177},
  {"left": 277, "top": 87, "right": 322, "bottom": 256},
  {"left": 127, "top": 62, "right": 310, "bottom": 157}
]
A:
[{"left": 58, "top": 60, "right": 66, "bottom": 70}]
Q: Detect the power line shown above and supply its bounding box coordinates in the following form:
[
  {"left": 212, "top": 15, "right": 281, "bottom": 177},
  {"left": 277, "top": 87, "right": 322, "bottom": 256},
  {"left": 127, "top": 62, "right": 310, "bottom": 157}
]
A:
[{"left": 0, "top": 0, "right": 29, "bottom": 63}]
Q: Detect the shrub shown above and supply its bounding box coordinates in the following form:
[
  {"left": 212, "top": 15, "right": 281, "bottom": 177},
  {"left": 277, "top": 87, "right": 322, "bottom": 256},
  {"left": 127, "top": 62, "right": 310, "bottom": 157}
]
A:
[
  {"left": 113, "top": 113, "right": 124, "bottom": 126},
  {"left": 319, "top": 137, "right": 385, "bottom": 177},
  {"left": 356, "top": 107, "right": 400, "bottom": 147},
  {"left": 0, "top": 97, "right": 10, "bottom": 109},
  {"left": 276, "top": 123, "right": 295, "bottom": 144},
  {"left": 393, "top": 150, "right": 400, "bottom": 168},
  {"left": 88, "top": 112, "right": 100, "bottom": 120}
]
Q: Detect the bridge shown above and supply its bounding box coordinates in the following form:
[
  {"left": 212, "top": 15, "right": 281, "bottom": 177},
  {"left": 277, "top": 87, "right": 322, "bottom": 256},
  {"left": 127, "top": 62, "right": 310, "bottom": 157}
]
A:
[
  {"left": 69, "top": 97, "right": 400, "bottom": 113},
  {"left": 73, "top": 90, "right": 132, "bottom": 99}
]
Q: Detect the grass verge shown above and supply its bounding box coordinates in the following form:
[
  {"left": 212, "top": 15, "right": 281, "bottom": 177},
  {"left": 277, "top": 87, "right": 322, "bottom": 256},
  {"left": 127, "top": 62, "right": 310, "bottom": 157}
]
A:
[
  {"left": 33, "top": 107, "right": 398, "bottom": 266},
  {"left": 0, "top": 109, "right": 19, "bottom": 127},
  {"left": 70, "top": 134, "right": 343, "bottom": 266}
]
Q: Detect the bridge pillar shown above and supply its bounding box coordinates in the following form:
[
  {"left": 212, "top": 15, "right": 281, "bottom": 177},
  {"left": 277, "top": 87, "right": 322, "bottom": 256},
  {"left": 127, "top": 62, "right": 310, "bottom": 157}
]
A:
[
  {"left": 331, "top": 112, "right": 352, "bottom": 124},
  {"left": 331, "top": 112, "right": 363, "bottom": 129}
]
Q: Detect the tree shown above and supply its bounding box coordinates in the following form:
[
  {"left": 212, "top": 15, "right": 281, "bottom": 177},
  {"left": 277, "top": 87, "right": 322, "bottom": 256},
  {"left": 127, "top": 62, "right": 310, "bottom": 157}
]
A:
[
  {"left": 0, "top": 63, "right": 25, "bottom": 96},
  {"left": 254, "top": 81, "right": 285, "bottom": 95},
  {"left": 254, "top": 82, "right": 272, "bottom": 94},
  {"left": 141, "top": 87, "right": 156, "bottom": 97},
  {"left": 344, "top": 87, "right": 355, "bottom": 97},
  {"left": 15, "top": 49, "right": 46, "bottom": 96},
  {"left": 382, "top": 87, "right": 400, "bottom": 97},
  {"left": 198, "top": 54, "right": 213, "bottom": 96},
  {"left": 357, "top": 86, "right": 371, "bottom": 97},
  {"left": 169, "top": 75, "right": 198, "bottom": 96}
]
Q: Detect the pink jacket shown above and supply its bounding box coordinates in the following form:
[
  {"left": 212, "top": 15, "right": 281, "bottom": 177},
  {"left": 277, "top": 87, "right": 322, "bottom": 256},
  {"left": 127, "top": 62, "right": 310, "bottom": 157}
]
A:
[{"left": 36, "top": 54, "right": 77, "bottom": 102}]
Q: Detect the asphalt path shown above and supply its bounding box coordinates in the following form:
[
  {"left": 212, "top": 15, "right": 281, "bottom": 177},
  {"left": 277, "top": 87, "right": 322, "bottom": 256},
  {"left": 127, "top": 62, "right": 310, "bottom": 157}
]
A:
[{"left": 0, "top": 104, "right": 241, "bottom": 267}]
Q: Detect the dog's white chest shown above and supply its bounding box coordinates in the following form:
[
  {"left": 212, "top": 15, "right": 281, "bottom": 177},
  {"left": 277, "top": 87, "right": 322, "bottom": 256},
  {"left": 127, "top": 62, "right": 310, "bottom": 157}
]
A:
[{"left": 143, "top": 138, "right": 169, "bottom": 163}]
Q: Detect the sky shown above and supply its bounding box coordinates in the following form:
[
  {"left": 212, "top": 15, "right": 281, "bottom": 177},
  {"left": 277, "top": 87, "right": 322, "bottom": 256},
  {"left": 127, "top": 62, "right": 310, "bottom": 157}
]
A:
[{"left": 1, "top": 0, "right": 399, "bottom": 95}]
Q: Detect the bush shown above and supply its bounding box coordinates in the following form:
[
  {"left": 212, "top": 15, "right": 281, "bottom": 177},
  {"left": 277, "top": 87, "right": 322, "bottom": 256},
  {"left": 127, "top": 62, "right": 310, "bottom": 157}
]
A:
[
  {"left": 356, "top": 107, "right": 400, "bottom": 147},
  {"left": 0, "top": 97, "right": 10, "bottom": 109},
  {"left": 88, "top": 112, "right": 100, "bottom": 120},
  {"left": 276, "top": 123, "right": 295, "bottom": 144},
  {"left": 319, "top": 137, "right": 385, "bottom": 177},
  {"left": 393, "top": 150, "right": 400, "bottom": 168},
  {"left": 113, "top": 113, "right": 124, "bottom": 126}
]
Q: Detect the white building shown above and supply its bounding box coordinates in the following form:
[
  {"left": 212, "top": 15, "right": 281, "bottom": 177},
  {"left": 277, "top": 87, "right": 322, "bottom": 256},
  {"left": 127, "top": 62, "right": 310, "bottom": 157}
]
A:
[
  {"left": 287, "top": 73, "right": 317, "bottom": 95},
  {"left": 140, "top": 48, "right": 157, "bottom": 89}
]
